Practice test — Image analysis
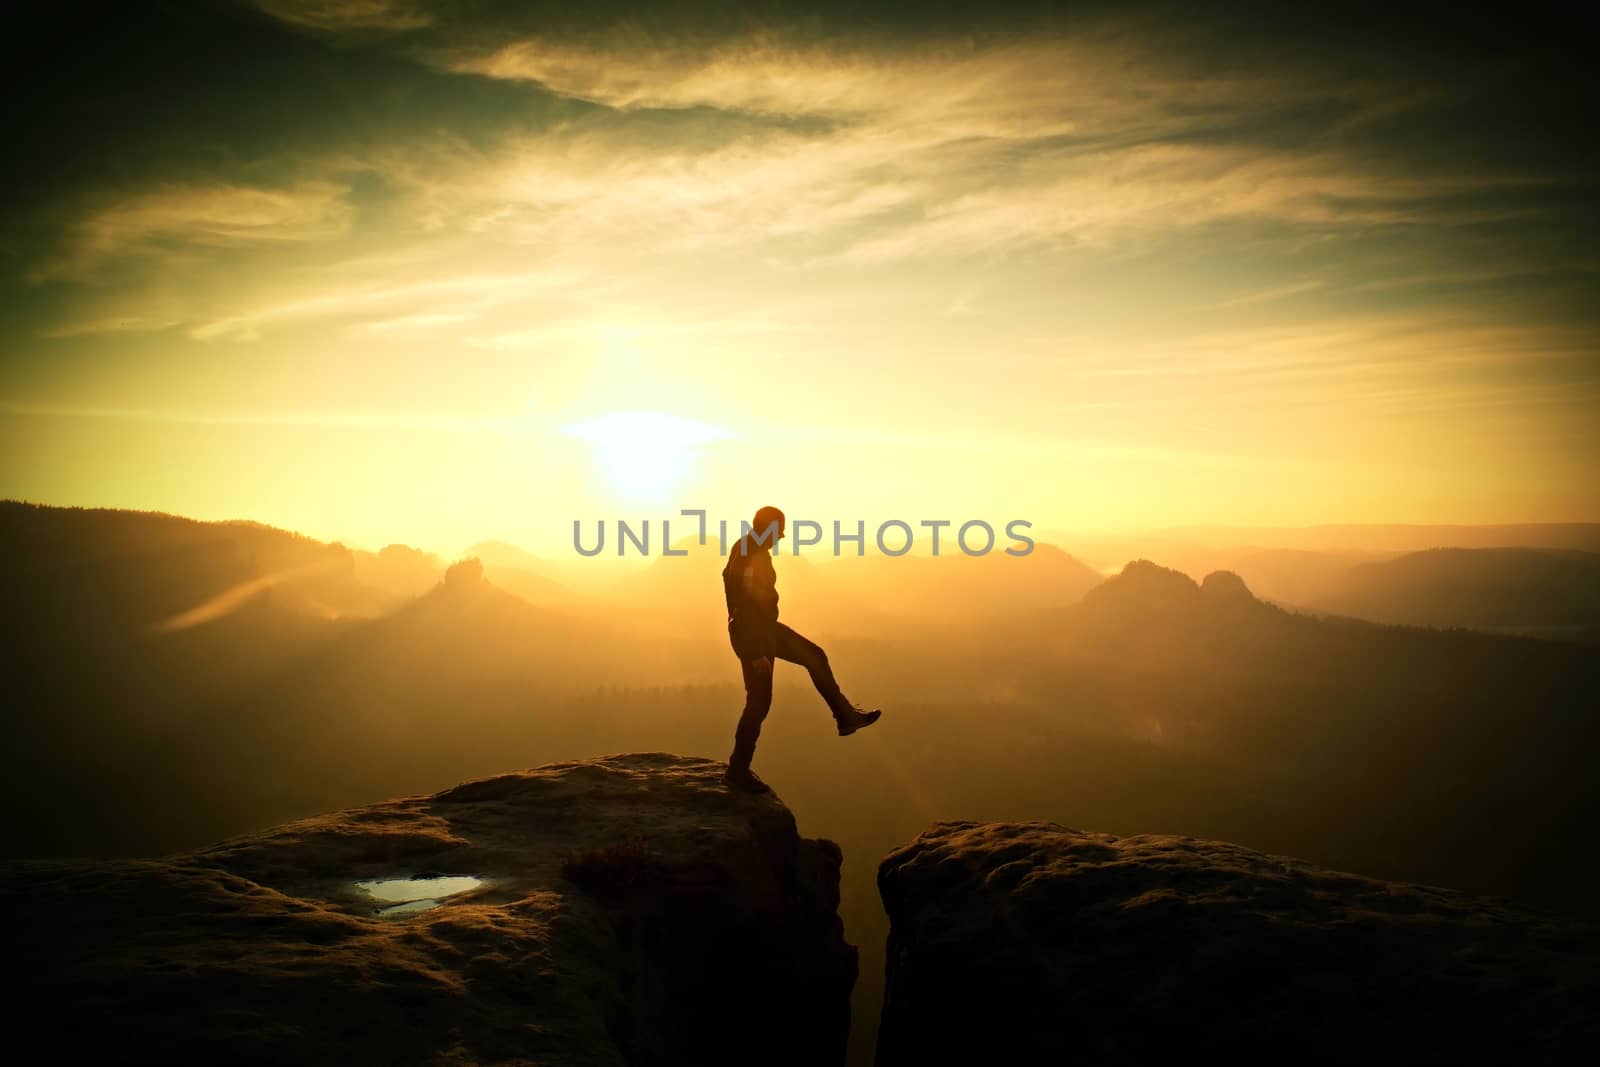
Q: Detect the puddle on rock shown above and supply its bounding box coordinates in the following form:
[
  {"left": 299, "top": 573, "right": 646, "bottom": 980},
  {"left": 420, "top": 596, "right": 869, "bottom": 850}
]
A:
[{"left": 354, "top": 876, "right": 484, "bottom": 918}]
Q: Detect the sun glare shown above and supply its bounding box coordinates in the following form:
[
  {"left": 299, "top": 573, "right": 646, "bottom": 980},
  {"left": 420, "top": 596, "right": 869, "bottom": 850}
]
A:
[{"left": 563, "top": 411, "right": 731, "bottom": 502}]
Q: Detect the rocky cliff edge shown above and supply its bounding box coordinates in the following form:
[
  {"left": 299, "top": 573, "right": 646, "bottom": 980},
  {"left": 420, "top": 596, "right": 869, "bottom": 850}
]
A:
[{"left": 7, "top": 753, "right": 856, "bottom": 1066}]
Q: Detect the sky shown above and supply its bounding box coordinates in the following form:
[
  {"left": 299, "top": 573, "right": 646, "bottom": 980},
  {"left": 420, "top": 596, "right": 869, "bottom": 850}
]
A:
[{"left": 2, "top": 1, "right": 1596, "bottom": 554}]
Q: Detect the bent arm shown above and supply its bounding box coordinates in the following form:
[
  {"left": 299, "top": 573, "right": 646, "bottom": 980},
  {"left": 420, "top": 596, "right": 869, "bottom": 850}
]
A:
[{"left": 740, "top": 559, "right": 779, "bottom": 616}]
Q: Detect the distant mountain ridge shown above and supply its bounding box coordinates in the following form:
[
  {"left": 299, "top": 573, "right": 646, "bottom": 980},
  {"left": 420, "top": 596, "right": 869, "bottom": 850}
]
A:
[
  {"left": 1073, "top": 522, "right": 1600, "bottom": 557},
  {"left": 0, "top": 499, "right": 440, "bottom": 620},
  {"left": 1298, "top": 547, "right": 1600, "bottom": 643},
  {"left": 1057, "top": 523, "right": 1600, "bottom": 598}
]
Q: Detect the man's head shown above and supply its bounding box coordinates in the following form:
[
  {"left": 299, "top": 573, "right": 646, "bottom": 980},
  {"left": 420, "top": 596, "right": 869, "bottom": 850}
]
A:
[{"left": 752, "top": 505, "right": 785, "bottom": 544}]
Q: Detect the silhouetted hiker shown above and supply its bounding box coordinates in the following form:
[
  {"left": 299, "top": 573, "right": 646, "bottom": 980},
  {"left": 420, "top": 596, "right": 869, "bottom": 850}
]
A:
[{"left": 723, "top": 505, "right": 880, "bottom": 793}]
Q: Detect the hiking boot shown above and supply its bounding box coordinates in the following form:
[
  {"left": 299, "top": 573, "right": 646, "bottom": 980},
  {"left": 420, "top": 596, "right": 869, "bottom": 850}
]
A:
[
  {"left": 835, "top": 705, "right": 882, "bottom": 737},
  {"left": 723, "top": 764, "right": 772, "bottom": 794}
]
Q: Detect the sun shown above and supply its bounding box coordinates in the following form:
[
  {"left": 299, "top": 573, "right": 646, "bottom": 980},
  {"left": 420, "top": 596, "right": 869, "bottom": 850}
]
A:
[{"left": 563, "top": 411, "right": 731, "bottom": 502}]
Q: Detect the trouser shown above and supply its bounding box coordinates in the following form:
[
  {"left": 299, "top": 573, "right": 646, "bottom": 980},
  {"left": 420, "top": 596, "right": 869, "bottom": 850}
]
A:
[{"left": 729, "top": 623, "right": 850, "bottom": 771}]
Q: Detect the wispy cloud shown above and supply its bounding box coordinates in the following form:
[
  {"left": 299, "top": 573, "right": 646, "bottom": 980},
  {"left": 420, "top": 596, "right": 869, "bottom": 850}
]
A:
[
  {"left": 463, "top": 306, "right": 821, "bottom": 353},
  {"left": 1031, "top": 313, "right": 1600, "bottom": 425},
  {"left": 188, "top": 266, "right": 586, "bottom": 341},
  {"left": 353, "top": 311, "right": 473, "bottom": 336},
  {"left": 41, "top": 314, "right": 183, "bottom": 339},
  {"left": 0, "top": 401, "right": 546, "bottom": 433},
  {"left": 450, "top": 37, "right": 1122, "bottom": 127},
  {"left": 32, "top": 181, "right": 354, "bottom": 284},
  {"left": 25, "top": 18, "right": 1579, "bottom": 319},
  {"left": 1199, "top": 280, "right": 1327, "bottom": 310},
  {"left": 369, "top": 30, "right": 1557, "bottom": 273},
  {"left": 255, "top": 0, "right": 433, "bottom": 32}
]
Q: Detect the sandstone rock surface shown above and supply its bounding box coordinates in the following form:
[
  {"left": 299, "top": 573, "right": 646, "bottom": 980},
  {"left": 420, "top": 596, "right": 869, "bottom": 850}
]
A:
[
  {"left": 877, "top": 820, "right": 1598, "bottom": 1063},
  {"left": 8, "top": 753, "right": 856, "bottom": 1065}
]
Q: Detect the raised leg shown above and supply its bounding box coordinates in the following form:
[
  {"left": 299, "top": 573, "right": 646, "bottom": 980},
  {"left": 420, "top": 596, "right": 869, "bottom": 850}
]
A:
[{"left": 772, "top": 623, "right": 852, "bottom": 719}]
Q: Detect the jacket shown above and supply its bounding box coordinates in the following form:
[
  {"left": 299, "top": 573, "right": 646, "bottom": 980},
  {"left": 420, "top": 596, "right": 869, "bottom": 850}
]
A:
[{"left": 723, "top": 533, "right": 780, "bottom": 659}]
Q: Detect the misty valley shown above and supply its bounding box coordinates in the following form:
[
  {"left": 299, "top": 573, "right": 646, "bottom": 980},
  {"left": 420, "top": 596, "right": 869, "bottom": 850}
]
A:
[{"left": 4, "top": 501, "right": 1598, "bottom": 1062}]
